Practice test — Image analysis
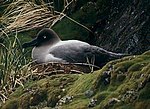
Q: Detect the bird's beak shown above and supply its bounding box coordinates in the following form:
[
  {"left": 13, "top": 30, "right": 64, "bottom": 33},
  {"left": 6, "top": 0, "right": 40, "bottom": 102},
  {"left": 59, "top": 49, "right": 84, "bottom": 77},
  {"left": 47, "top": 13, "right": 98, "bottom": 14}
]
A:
[{"left": 22, "top": 37, "right": 38, "bottom": 48}]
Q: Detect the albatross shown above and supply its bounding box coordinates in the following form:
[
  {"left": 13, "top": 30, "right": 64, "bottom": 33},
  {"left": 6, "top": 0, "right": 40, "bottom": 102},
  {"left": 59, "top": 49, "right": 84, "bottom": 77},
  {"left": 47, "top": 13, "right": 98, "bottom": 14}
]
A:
[{"left": 22, "top": 28, "right": 126, "bottom": 67}]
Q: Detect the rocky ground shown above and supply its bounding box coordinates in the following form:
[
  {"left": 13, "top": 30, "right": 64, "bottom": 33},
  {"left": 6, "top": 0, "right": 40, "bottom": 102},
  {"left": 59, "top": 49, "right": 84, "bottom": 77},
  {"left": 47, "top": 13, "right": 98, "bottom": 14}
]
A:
[
  {"left": 0, "top": 0, "right": 150, "bottom": 109},
  {"left": 53, "top": 0, "right": 150, "bottom": 54},
  {"left": 1, "top": 51, "right": 150, "bottom": 109}
]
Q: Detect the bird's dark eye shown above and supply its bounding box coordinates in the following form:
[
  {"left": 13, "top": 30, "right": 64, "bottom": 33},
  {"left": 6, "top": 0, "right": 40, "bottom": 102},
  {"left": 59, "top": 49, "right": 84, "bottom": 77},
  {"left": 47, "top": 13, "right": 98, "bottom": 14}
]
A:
[{"left": 43, "top": 36, "right": 47, "bottom": 39}]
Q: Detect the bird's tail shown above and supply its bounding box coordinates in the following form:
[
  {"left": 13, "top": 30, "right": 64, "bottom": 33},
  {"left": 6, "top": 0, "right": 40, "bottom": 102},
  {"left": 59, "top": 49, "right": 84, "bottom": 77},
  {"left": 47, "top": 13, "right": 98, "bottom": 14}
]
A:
[{"left": 91, "top": 45, "right": 128, "bottom": 59}]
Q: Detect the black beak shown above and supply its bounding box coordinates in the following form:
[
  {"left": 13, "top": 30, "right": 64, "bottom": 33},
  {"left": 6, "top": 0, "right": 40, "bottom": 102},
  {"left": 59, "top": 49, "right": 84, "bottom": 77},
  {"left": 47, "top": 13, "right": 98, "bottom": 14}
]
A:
[{"left": 22, "top": 37, "right": 38, "bottom": 48}]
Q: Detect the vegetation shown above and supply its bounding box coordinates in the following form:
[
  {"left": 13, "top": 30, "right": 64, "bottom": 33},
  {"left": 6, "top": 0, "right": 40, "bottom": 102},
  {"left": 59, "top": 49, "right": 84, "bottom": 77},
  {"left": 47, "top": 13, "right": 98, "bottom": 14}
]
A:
[
  {"left": 0, "top": 31, "right": 31, "bottom": 103},
  {"left": 1, "top": 51, "right": 150, "bottom": 109},
  {"left": 0, "top": 0, "right": 150, "bottom": 109}
]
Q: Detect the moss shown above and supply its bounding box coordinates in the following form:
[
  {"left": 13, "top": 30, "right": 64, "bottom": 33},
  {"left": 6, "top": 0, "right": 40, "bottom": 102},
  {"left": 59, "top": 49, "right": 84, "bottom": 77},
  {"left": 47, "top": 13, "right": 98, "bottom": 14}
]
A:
[
  {"left": 1, "top": 0, "right": 150, "bottom": 108},
  {"left": 47, "top": 89, "right": 62, "bottom": 107},
  {"left": 2, "top": 51, "right": 150, "bottom": 109},
  {"left": 2, "top": 99, "right": 18, "bottom": 109},
  {"left": 1, "top": 74, "right": 78, "bottom": 109},
  {"left": 139, "top": 83, "right": 150, "bottom": 100},
  {"left": 114, "top": 61, "right": 136, "bottom": 73},
  {"left": 94, "top": 91, "right": 110, "bottom": 103},
  {"left": 128, "top": 62, "right": 147, "bottom": 72},
  {"left": 29, "top": 88, "right": 47, "bottom": 106},
  {"left": 116, "top": 74, "right": 126, "bottom": 82},
  {"left": 142, "top": 50, "right": 150, "bottom": 55},
  {"left": 113, "top": 103, "right": 133, "bottom": 109},
  {"left": 61, "top": 95, "right": 89, "bottom": 109},
  {"left": 134, "top": 100, "right": 150, "bottom": 109},
  {"left": 68, "top": 73, "right": 99, "bottom": 95},
  {"left": 10, "top": 81, "right": 36, "bottom": 97},
  {"left": 18, "top": 93, "right": 31, "bottom": 109}
]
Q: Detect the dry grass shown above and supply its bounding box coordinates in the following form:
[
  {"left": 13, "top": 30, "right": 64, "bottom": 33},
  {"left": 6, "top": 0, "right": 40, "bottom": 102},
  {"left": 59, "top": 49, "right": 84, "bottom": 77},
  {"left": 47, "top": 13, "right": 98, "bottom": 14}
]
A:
[
  {"left": 0, "top": 0, "right": 93, "bottom": 35},
  {"left": 0, "top": 0, "right": 93, "bottom": 104},
  {"left": 0, "top": 0, "right": 78, "bottom": 33},
  {"left": 1, "top": 0, "right": 56, "bottom": 33},
  {"left": 0, "top": 30, "right": 31, "bottom": 103}
]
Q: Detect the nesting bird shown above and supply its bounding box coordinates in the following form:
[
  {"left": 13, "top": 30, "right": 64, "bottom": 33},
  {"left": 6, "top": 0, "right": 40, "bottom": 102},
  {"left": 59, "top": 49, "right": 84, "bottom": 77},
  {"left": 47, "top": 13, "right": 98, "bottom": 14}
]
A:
[{"left": 22, "top": 28, "right": 126, "bottom": 67}]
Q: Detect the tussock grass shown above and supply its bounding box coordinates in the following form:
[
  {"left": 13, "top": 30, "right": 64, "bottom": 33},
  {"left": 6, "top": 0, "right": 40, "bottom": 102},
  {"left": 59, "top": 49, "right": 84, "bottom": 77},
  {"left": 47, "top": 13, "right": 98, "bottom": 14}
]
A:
[
  {"left": 0, "top": 30, "right": 31, "bottom": 103},
  {"left": 0, "top": 0, "right": 91, "bottom": 105},
  {"left": 0, "top": 0, "right": 83, "bottom": 34},
  {"left": 1, "top": 0, "right": 57, "bottom": 33}
]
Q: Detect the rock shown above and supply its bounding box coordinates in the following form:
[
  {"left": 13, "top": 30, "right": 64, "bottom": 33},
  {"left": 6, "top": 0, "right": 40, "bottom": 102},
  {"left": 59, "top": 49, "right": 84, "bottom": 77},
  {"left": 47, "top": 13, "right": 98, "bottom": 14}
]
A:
[
  {"left": 57, "top": 96, "right": 74, "bottom": 106},
  {"left": 102, "top": 71, "right": 111, "bottom": 85},
  {"left": 85, "top": 89, "right": 94, "bottom": 98},
  {"left": 88, "top": 98, "right": 97, "bottom": 108},
  {"left": 104, "top": 98, "right": 120, "bottom": 108}
]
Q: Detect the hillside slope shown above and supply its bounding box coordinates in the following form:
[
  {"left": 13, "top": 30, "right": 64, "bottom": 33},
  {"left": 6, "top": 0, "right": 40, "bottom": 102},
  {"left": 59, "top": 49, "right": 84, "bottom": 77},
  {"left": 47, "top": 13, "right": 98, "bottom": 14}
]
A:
[{"left": 2, "top": 51, "right": 150, "bottom": 109}]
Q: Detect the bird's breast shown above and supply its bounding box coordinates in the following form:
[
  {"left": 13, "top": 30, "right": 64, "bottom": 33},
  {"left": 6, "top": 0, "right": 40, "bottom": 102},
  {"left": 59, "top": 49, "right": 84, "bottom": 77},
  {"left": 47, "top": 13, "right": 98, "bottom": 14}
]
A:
[
  {"left": 32, "top": 46, "right": 66, "bottom": 63},
  {"left": 32, "top": 47, "right": 47, "bottom": 63}
]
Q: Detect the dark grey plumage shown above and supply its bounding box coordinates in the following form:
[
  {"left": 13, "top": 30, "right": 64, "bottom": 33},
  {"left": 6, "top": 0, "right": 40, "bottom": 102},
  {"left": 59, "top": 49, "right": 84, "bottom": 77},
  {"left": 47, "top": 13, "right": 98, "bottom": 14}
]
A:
[{"left": 22, "top": 28, "right": 127, "bottom": 67}]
